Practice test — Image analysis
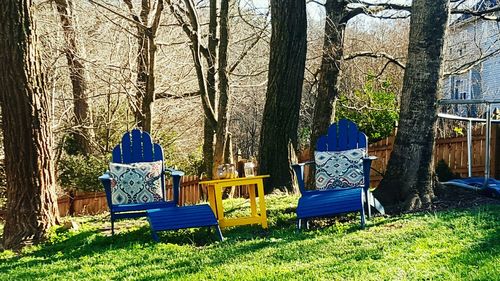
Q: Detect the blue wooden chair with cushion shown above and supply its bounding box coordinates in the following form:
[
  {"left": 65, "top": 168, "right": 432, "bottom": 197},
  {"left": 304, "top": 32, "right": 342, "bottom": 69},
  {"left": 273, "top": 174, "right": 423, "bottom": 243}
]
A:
[
  {"left": 99, "top": 129, "right": 222, "bottom": 241},
  {"left": 292, "top": 119, "right": 384, "bottom": 230}
]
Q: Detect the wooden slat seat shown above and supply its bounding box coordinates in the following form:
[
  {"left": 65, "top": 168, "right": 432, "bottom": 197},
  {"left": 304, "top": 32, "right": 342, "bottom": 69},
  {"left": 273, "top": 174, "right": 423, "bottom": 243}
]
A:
[{"left": 147, "top": 205, "right": 222, "bottom": 241}]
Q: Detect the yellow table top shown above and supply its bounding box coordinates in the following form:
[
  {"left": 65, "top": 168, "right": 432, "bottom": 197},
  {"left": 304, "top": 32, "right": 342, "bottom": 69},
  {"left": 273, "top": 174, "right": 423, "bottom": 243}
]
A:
[{"left": 199, "top": 175, "right": 270, "bottom": 185}]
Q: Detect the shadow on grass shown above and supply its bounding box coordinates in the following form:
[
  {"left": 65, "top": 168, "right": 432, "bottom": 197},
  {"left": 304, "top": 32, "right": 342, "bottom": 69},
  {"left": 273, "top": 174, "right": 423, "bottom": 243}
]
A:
[{"left": 3, "top": 198, "right": 454, "bottom": 280}]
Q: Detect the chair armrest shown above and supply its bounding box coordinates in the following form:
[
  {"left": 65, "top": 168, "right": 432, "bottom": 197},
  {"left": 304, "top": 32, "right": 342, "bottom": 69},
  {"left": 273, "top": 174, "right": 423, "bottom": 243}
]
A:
[
  {"left": 291, "top": 161, "right": 315, "bottom": 194},
  {"left": 362, "top": 156, "right": 377, "bottom": 191},
  {"left": 165, "top": 167, "right": 185, "bottom": 177},
  {"left": 164, "top": 167, "right": 184, "bottom": 205},
  {"left": 98, "top": 172, "right": 111, "bottom": 182},
  {"left": 98, "top": 172, "right": 113, "bottom": 210},
  {"left": 291, "top": 161, "right": 315, "bottom": 168}
]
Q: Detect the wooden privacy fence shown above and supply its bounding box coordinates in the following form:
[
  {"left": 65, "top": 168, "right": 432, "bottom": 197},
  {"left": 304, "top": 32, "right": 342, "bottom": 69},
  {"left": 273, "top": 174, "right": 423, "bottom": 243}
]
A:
[
  {"left": 57, "top": 176, "right": 202, "bottom": 216},
  {"left": 56, "top": 175, "right": 253, "bottom": 217},
  {"left": 369, "top": 125, "right": 500, "bottom": 187},
  {"left": 25, "top": 126, "right": 500, "bottom": 217}
]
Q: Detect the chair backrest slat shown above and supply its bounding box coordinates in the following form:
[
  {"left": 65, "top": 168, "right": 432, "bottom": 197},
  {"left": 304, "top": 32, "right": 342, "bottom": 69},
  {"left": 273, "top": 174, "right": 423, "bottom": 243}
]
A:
[
  {"left": 143, "top": 135, "right": 154, "bottom": 160},
  {"left": 337, "top": 119, "right": 349, "bottom": 149},
  {"left": 112, "top": 145, "right": 122, "bottom": 163},
  {"left": 121, "top": 132, "right": 133, "bottom": 163},
  {"left": 131, "top": 129, "right": 143, "bottom": 162},
  {"left": 326, "top": 123, "right": 338, "bottom": 150},
  {"left": 347, "top": 121, "right": 359, "bottom": 149},
  {"left": 317, "top": 119, "right": 368, "bottom": 151},
  {"left": 153, "top": 143, "right": 163, "bottom": 161},
  {"left": 316, "top": 135, "right": 328, "bottom": 151}
]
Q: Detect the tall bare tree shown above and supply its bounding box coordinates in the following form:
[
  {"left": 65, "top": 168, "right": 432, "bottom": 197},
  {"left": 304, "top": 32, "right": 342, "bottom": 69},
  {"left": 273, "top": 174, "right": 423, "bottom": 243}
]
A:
[
  {"left": 213, "top": 0, "right": 231, "bottom": 176},
  {"left": 54, "top": 0, "right": 95, "bottom": 154},
  {"left": 309, "top": 0, "right": 348, "bottom": 157},
  {"left": 167, "top": 0, "right": 234, "bottom": 178},
  {"left": 374, "top": 0, "right": 451, "bottom": 212},
  {"left": 258, "top": 0, "right": 307, "bottom": 192},
  {"left": 0, "top": 0, "right": 60, "bottom": 249},
  {"left": 124, "top": 0, "right": 164, "bottom": 132}
]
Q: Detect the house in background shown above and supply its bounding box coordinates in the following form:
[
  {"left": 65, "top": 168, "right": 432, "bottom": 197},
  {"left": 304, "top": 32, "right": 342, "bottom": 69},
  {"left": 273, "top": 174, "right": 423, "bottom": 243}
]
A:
[{"left": 443, "top": 0, "right": 500, "bottom": 116}]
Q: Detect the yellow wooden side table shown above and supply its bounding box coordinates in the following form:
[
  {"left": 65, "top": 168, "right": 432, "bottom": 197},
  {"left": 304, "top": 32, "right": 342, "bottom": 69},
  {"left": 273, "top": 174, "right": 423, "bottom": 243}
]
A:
[{"left": 199, "top": 175, "right": 269, "bottom": 229}]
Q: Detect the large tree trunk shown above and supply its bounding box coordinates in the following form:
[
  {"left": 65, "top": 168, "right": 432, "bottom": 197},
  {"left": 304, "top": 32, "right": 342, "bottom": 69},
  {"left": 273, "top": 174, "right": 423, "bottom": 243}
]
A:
[
  {"left": 0, "top": 0, "right": 60, "bottom": 250},
  {"left": 258, "top": 0, "right": 307, "bottom": 192},
  {"left": 374, "top": 0, "right": 450, "bottom": 212},
  {"left": 54, "top": 0, "right": 94, "bottom": 155},
  {"left": 309, "top": 0, "right": 347, "bottom": 155}
]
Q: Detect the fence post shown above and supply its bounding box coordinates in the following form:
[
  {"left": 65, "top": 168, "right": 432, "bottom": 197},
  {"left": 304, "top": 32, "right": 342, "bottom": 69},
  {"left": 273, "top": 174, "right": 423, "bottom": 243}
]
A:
[{"left": 492, "top": 123, "right": 499, "bottom": 178}]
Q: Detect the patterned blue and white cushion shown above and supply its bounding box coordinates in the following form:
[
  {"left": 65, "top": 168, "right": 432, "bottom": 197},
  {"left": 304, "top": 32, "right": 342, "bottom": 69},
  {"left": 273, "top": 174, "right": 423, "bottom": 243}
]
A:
[
  {"left": 315, "top": 149, "right": 365, "bottom": 190},
  {"left": 109, "top": 160, "right": 164, "bottom": 205}
]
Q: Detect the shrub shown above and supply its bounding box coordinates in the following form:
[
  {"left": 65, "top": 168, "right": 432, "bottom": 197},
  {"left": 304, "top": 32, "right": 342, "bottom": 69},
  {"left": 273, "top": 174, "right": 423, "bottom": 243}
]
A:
[
  {"left": 57, "top": 154, "right": 108, "bottom": 193},
  {"left": 435, "top": 159, "right": 461, "bottom": 182},
  {"left": 336, "top": 74, "right": 399, "bottom": 142}
]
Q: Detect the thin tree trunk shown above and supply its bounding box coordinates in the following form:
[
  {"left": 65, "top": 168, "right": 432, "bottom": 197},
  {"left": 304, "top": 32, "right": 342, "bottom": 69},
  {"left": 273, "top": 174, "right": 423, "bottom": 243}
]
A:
[
  {"left": 54, "top": 0, "right": 94, "bottom": 154},
  {"left": 309, "top": 0, "right": 347, "bottom": 155},
  {"left": 213, "top": 0, "right": 231, "bottom": 176},
  {"left": 258, "top": 0, "right": 307, "bottom": 192},
  {"left": 205, "top": 0, "right": 219, "bottom": 178},
  {"left": 124, "top": 0, "right": 163, "bottom": 132},
  {"left": 374, "top": 0, "right": 450, "bottom": 212},
  {"left": 0, "top": 0, "right": 60, "bottom": 250},
  {"left": 134, "top": 15, "right": 149, "bottom": 130}
]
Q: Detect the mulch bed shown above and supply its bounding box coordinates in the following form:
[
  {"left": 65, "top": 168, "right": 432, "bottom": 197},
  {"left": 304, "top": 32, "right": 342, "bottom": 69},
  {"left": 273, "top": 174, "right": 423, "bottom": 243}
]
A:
[{"left": 433, "top": 183, "right": 499, "bottom": 211}]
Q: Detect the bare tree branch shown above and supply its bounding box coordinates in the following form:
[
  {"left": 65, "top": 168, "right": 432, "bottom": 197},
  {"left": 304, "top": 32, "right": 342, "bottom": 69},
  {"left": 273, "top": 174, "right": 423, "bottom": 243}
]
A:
[{"left": 344, "top": 51, "right": 406, "bottom": 69}]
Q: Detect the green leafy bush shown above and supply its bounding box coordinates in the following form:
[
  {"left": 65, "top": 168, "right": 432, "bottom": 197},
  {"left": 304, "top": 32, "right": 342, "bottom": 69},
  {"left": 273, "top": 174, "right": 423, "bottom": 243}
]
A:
[
  {"left": 435, "top": 159, "right": 461, "bottom": 182},
  {"left": 337, "top": 75, "right": 399, "bottom": 142},
  {"left": 57, "top": 154, "right": 108, "bottom": 192}
]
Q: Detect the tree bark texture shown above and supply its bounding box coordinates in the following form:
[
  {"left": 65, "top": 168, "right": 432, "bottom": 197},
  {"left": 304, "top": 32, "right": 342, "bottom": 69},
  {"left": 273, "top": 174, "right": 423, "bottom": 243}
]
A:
[
  {"left": 0, "top": 0, "right": 60, "bottom": 249},
  {"left": 374, "top": 0, "right": 450, "bottom": 212},
  {"left": 258, "top": 0, "right": 307, "bottom": 192},
  {"left": 205, "top": 0, "right": 218, "bottom": 178},
  {"left": 54, "top": 0, "right": 94, "bottom": 155},
  {"left": 213, "top": 0, "right": 231, "bottom": 177},
  {"left": 309, "top": 0, "right": 347, "bottom": 156}
]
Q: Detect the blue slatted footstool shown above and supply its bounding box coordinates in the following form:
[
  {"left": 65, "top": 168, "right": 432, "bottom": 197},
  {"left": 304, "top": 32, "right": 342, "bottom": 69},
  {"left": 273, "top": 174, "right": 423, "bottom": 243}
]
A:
[{"left": 146, "top": 205, "right": 223, "bottom": 242}]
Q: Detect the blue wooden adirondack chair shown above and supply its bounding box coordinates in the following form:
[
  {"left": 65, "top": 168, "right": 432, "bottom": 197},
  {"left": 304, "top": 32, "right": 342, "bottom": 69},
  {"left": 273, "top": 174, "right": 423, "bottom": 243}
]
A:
[
  {"left": 99, "top": 129, "right": 222, "bottom": 241},
  {"left": 292, "top": 119, "right": 384, "bottom": 229}
]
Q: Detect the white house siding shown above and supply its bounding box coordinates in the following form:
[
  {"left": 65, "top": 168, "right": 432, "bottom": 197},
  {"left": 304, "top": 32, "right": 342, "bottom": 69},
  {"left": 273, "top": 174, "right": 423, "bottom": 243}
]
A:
[
  {"left": 481, "top": 55, "right": 500, "bottom": 100},
  {"left": 442, "top": 10, "right": 500, "bottom": 109}
]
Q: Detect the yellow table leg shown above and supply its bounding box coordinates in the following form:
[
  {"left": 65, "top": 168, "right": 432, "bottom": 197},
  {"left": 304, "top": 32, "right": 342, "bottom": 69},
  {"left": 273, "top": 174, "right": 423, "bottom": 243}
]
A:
[
  {"left": 207, "top": 185, "right": 217, "bottom": 217},
  {"left": 248, "top": 184, "right": 257, "bottom": 217},
  {"left": 214, "top": 184, "right": 225, "bottom": 225},
  {"left": 257, "top": 181, "right": 268, "bottom": 229}
]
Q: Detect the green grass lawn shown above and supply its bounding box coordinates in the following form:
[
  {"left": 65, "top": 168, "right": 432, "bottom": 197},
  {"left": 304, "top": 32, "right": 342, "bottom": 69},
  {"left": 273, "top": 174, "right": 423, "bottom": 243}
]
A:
[{"left": 0, "top": 195, "right": 498, "bottom": 280}]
